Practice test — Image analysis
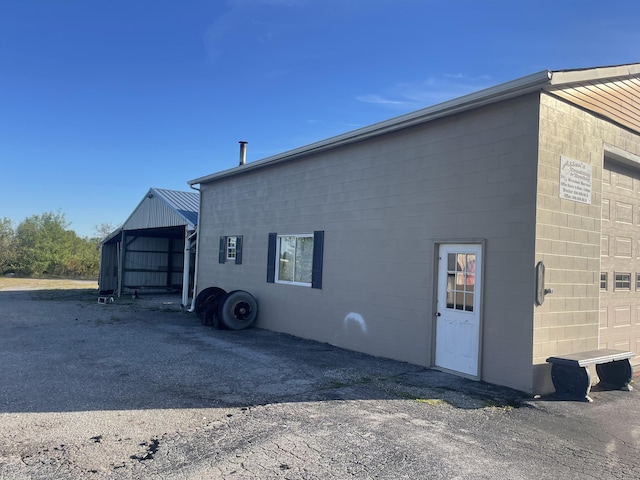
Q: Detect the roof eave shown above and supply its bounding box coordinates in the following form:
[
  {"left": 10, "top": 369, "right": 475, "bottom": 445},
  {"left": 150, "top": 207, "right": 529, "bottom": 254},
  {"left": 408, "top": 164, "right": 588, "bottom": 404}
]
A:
[
  {"left": 188, "top": 69, "right": 552, "bottom": 185},
  {"left": 549, "top": 63, "right": 640, "bottom": 86}
]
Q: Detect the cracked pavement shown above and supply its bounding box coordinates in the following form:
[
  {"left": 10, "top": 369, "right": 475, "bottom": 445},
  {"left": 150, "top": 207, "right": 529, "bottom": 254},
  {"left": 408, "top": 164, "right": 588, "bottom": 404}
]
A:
[{"left": 0, "top": 287, "right": 638, "bottom": 479}]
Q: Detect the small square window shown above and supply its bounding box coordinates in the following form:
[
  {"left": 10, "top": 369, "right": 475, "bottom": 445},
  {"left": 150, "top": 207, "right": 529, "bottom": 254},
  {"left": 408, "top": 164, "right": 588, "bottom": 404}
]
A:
[
  {"left": 226, "top": 236, "right": 237, "bottom": 261},
  {"left": 219, "top": 235, "right": 242, "bottom": 264},
  {"left": 600, "top": 272, "right": 608, "bottom": 290},
  {"left": 615, "top": 272, "right": 631, "bottom": 290}
]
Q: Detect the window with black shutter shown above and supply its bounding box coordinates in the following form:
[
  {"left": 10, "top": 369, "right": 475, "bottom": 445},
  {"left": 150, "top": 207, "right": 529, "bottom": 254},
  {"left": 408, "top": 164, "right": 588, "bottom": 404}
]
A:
[
  {"left": 219, "top": 236, "right": 243, "bottom": 264},
  {"left": 267, "top": 231, "right": 323, "bottom": 288}
]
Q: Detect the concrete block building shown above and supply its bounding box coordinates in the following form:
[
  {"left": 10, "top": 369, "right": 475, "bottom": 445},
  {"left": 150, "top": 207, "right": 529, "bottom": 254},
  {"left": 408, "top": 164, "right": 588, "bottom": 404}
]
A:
[{"left": 188, "top": 64, "right": 640, "bottom": 394}]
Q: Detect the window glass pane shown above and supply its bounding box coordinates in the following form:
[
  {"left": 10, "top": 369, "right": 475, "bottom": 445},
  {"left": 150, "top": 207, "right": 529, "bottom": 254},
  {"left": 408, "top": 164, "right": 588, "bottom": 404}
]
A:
[
  {"left": 600, "top": 272, "right": 607, "bottom": 290},
  {"left": 456, "top": 253, "right": 465, "bottom": 285},
  {"left": 615, "top": 273, "right": 631, "bottom": 290},
  {"left": 226, "top": 236, "right": 236, "bottom": 260},
  {"left": 464, "top": 293, "right": 474, "bottom": 312},
  {"left": 294, "top": 236, "right": 314, "bottom": 283},
  {"left": 465, "top": 254, "right": 476, "bottom": 286},
  {"left": 446, "top": 274, "right": 455, "bottom": 308},
  {"left": 445, "top": 251, "right": 476, "bottom": 312},
  {"left": 278, "top": 237, "right": 295, "bottom": 282},
  {"left": 277, "top": 235, "right": 314, "bottom": 285},
  {"left": 447, "top": 253, "right": 456, "bottom": 272}
]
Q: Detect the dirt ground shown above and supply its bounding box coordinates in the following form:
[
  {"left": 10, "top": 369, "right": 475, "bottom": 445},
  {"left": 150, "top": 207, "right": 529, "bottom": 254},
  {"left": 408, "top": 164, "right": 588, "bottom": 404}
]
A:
[{"left": 0, "top": 279, "right": 639, "bottom": 479}]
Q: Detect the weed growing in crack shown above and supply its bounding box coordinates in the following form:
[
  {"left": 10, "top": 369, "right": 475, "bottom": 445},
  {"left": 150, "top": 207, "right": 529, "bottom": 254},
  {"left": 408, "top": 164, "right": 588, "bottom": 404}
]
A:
[{"left": 326, "top": 376, "right": 373, "bottom": 389}]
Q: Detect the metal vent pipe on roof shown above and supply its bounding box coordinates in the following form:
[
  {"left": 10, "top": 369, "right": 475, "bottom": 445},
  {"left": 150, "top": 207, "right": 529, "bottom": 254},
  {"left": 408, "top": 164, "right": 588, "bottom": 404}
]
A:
[{"left": 239, "top": 141, "right": 248, "bottom": 166}]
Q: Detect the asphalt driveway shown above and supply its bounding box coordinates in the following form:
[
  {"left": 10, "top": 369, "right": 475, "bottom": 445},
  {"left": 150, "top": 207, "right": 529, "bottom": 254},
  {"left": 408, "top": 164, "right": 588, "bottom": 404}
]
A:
[{"left": 0, "top": 287, "right": 638, "bottom": 479}]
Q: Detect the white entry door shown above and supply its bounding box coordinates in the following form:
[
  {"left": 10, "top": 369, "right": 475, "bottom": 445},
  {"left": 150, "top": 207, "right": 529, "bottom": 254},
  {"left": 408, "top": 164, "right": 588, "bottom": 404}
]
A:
[{"left": 435, "top": 244, "right": 482, "bottom": 377}]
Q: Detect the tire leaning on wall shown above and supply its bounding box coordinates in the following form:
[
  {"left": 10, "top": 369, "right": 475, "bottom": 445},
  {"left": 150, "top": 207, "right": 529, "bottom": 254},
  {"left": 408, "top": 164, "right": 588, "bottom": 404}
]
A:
[
  {"left": 217, "top": 290, "right": 258, "bottom": 330},
  {"left": 194, "top": 287, "right": 227, "bottom": 326}
]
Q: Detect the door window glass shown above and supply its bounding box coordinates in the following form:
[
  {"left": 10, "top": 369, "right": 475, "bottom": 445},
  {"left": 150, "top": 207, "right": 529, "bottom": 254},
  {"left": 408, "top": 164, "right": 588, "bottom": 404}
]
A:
[{"left": 445, "top": 252, "right": 476, "bottom": 312}]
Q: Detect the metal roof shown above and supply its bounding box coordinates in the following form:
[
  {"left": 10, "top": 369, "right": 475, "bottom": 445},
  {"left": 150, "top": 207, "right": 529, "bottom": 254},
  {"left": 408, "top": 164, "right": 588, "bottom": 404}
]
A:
[
  {"left": 101, "top": 188, "right": 199, "bottom": 244},
  {"left": 152, "top": 188, "right": 199, "bottom": 227},
  {"left": 188, "top": 63, "right": 640, "bottom": 186}
]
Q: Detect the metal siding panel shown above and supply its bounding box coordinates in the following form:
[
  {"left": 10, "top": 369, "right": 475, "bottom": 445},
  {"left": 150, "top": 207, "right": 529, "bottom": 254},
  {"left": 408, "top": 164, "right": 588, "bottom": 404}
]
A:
[
  {"left": 123, "top": 190, "right": 199, "bottom": 231},
  {"left": 123, "top": 237, "right": 169, "bottom": 289},
  {"left": 98, "top": 243, "right": 119, "bottom": 292},
  {"left": 124, "top": 197, "right": 178, "bottom": 230},
  {"left": 121, "top": 235, "right": 186, "bottom": 290}
]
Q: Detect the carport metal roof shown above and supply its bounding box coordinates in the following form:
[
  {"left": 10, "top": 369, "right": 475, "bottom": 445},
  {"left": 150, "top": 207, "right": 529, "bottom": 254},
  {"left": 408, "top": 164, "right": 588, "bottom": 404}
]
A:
[{"left": 102, "top": 188, "right": 199, "bottom": 244}]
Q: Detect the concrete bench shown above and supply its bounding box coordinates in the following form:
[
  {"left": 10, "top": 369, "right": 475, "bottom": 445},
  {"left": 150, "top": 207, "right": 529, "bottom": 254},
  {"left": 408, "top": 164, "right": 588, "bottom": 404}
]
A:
[{"left": 546, "top": 349, "right": 634, "bottom": 402}]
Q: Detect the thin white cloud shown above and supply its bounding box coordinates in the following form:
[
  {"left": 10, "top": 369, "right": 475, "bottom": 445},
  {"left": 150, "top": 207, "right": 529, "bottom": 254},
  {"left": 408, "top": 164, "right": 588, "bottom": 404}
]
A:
[
  {"left": 357, "top": 73, "right": 494, "bottom": 110},
  {"left": 354, "top": 94, "right": 411, "bottom": 106}
]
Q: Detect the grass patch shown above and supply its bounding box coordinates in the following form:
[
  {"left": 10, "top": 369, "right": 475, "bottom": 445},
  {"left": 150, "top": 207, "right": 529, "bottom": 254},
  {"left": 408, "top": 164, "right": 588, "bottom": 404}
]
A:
[
  {"left": 396, "top": 391, "right": 451, "bottom": 406},
  {"left": 481, "top": 400, "right": 517, "bottom": 410},
  {"left": 0, "top": 277, "right": 97, "bottom": 291},
  {"left": 416, "top": 398, "right": 449, "bottom": 406}
]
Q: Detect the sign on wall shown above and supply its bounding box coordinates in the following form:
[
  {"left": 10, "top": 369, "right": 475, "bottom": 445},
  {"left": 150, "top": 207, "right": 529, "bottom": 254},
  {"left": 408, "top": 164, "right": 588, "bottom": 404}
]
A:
[{"left": 559, "top": 156, "right": 592, "bottom": 204}]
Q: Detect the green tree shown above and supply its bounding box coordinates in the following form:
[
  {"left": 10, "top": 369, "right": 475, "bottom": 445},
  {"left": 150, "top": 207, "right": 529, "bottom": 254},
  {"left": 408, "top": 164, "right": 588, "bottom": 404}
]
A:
[
  {"left": 12, "top": 211, "right": 98, "bottom": 278},
  {"left": 68, "top": 233, "right": 101, "bottom": 277},
  {"left": 0, "top": 217, "right": 16, "bottom": 274},
  {"left": 14, "top": 211, "right": 69, "bottom": 276}
]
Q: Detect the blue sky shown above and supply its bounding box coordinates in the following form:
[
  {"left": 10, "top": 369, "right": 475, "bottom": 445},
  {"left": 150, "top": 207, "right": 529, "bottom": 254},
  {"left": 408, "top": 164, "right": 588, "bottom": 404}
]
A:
[{"left": 1, "top": 0, "right": 639, "bottom": 238}]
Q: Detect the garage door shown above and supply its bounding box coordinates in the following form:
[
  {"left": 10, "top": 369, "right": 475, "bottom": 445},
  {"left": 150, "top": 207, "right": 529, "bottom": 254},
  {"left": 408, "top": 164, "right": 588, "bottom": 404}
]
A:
[{"left": 600, "top": 159, "right": 640, "bottom": 363}]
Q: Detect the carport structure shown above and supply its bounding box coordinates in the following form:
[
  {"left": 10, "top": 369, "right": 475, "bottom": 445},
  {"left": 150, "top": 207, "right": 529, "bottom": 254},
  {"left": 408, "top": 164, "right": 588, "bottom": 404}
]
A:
[{"left": 99, "top": 188, "right": 199, "bottom": 306}]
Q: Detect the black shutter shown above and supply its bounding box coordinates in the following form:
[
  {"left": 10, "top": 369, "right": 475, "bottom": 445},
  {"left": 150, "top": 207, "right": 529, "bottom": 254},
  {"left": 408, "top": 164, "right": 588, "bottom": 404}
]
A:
[
  {"left": 267, "top": 233, "right": 277, "bottom": 283},
  {"left": 235, "top": 236, "right": 243, "bottom": 265},
  {"left": 218, "top": 236, "right": 225, "bottom": 264},
  {"left": 311, "top": 230, "right": 324, "bottom": 289}
]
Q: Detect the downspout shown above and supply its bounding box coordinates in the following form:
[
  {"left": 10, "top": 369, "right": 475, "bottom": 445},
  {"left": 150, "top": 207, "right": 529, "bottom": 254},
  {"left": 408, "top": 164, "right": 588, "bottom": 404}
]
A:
[
  {"left": 181, "top": 225, "right": 192, "bottom": 307},
  {"left": 117, "top": 230, "right": 126, "bottom": 297},
  {"left": 187, "top": 183, "right": 201, "bottom": 312}
]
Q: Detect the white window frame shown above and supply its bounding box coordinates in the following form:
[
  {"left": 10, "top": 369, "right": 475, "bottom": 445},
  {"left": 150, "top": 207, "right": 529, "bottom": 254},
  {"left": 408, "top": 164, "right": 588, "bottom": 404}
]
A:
[
  {"left": 226, "top": 236, "right": 237, "bottom": 262},
  {"left": 275, "top": 234, "right": 314, "bottom": 287},
  {"left": 614, "top": 272, "right": 631, "bottom": 290}
]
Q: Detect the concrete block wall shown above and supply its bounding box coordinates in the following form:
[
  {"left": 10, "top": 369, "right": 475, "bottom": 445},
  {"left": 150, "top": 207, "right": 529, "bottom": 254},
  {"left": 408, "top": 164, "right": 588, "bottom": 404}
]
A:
[
  {"left": 197, "top": 94, "right": 541, "bottom": 393},
  {"left": 533, "top": 93, "right": 640, "bottom": 393}
]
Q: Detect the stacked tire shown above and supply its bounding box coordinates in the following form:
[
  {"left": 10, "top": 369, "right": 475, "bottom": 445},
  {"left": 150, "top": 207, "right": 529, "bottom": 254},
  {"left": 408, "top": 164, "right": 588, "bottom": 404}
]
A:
[{"left": 195, "top": 287, "right": 258, "bottom": 330}]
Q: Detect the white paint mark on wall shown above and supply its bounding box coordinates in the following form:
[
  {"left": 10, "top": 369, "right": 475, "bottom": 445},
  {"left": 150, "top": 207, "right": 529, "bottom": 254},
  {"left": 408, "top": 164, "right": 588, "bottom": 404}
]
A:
[{"left": 343, "top": 312, "right": 368, "bottom": 335}]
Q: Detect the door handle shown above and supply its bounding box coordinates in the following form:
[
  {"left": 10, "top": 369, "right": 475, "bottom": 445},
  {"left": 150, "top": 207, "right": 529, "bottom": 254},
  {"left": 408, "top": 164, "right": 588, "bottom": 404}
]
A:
[{"left": 435, "top": 312, "right": 441, "bottom": 317}]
